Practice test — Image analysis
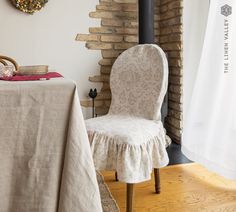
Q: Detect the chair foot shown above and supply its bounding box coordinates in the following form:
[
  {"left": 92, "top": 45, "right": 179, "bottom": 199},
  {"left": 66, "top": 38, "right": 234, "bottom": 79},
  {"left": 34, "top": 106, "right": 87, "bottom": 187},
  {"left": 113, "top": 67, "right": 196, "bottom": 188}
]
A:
[
  {"left": 126, "top": 183, "right": 134, "bottom": 212},
  {"left": 154, "top": 168, "right": 160, "bottom": 194},
  {"left": 115, "top": 171, "right": 118, "bottom": 181}
]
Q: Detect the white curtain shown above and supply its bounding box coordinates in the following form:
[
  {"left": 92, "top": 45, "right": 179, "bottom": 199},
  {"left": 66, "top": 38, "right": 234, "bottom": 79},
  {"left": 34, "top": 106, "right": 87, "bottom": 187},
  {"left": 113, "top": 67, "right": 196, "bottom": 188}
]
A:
[{"left": 182, "top": 0, "right": 236, "bottom": 179}]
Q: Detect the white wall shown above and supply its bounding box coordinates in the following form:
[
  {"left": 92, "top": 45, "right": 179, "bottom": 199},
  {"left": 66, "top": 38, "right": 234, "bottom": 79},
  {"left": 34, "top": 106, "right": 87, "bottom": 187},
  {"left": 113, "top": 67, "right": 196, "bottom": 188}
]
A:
[
  {"left": 0, "top": 1, "right": 210, "bottom": 120},
  {"left": 0, "top": 0, "right": 101, "bottom": 118},
  {"left": 183, "top": 0, "right": 210, "bottom": 124}
]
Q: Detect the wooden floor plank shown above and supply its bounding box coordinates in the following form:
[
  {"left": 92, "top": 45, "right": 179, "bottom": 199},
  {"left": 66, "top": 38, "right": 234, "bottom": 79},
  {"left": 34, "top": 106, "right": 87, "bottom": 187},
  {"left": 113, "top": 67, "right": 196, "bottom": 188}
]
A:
[{"left": 102, "top": 163, "right": 236, "bottom": 212}]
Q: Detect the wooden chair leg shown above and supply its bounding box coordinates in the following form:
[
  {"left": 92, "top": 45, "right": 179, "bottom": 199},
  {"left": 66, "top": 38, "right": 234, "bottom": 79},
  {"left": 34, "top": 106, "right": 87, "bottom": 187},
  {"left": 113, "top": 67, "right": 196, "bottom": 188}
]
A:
[
  {"left": 115, "top": 171, "right": 118, "bottom": 181},
  {"left": 154, "top": 168, "right": 160, "bottom": 194},
  {"left": 126, "top": 183, "right": 134, "bottom": 212}
]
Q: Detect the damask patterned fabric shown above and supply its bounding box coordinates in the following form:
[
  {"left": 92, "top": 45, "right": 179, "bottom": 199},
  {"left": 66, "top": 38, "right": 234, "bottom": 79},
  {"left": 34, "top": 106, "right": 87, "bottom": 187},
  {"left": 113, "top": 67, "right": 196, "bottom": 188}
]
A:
[
  {"left": 86, "top": 44, "right": 170, "bottom": 183},
  {"left": 109, "top": 44, "right": 168, "bottom": 120}
]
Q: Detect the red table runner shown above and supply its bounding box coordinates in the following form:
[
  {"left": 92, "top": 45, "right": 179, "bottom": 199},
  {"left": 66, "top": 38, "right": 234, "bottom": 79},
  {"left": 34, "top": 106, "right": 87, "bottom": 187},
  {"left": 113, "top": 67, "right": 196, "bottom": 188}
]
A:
[{"left": 0, "top": 72, "right": 63, "bottom": 81}]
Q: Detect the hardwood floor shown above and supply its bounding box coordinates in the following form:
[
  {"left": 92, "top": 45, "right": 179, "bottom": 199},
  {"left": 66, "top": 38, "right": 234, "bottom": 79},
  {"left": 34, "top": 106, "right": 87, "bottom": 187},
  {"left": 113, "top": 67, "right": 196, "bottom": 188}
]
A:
[{"left": 102, "top": 163, "right": 236, "bottom": 212}]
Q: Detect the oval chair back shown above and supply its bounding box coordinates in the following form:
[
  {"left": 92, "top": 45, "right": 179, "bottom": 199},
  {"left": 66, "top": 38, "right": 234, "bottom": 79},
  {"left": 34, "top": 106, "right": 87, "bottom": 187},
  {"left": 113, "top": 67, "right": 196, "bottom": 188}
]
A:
[{"left": 109, "top": 44, "right": 168, "bottom": 120}]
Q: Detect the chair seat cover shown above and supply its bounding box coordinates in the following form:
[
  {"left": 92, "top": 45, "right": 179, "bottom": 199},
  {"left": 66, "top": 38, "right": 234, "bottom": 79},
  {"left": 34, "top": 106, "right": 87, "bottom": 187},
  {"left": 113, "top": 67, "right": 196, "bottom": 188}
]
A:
[{"left": 86, "top": 115, "right": 170, "bottom": 183}]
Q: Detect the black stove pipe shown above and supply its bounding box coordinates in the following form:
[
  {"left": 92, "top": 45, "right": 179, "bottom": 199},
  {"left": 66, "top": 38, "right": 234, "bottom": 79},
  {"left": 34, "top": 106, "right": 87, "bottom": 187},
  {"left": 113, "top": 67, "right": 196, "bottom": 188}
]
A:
[{"left": 138, "top": 0, "right": 154, "bottom": 44}]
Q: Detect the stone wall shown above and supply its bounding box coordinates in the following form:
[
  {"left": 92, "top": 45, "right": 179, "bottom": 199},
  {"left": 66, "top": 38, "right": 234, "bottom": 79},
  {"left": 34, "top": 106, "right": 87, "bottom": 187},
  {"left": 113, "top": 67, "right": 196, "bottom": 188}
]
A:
[
  {"left": 76, "top": 0, "right": 183, "bottom": 143},
  {"left": 159, "top": 0, "right": 183, "bottom": 142}
]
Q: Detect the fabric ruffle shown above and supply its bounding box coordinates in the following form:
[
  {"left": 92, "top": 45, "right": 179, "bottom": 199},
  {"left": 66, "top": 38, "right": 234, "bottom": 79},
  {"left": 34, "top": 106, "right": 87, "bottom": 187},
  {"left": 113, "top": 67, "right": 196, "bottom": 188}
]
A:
[{"left": 88, "top": 131, "right": 169, "bottom": 184}]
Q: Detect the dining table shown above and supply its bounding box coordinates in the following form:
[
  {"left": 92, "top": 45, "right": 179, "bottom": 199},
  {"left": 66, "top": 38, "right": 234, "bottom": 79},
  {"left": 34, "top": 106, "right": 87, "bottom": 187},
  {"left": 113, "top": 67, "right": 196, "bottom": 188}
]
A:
[{"left": 0, "top": 78, "right": 103, "bottom": 212}]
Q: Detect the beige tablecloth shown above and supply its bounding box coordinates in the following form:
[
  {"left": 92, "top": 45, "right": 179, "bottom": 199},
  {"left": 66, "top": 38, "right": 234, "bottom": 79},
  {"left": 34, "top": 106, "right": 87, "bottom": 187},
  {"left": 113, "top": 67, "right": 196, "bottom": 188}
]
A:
[{"left": 0, "top": 79, "right": 102, "bottom": 212}]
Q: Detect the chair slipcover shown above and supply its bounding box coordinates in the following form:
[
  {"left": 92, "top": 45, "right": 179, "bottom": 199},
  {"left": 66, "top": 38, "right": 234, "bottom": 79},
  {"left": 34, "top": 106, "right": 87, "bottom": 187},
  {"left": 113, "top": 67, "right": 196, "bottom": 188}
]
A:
[{"left": 86, "top": 44, "right": 170, "bottom": 183}]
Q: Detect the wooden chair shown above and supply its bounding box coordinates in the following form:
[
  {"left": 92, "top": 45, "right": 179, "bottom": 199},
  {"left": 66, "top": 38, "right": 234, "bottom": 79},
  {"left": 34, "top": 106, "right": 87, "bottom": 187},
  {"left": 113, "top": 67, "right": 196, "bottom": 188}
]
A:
[{"left": 86, "top": 44, "right": 170, "bottom": 212}]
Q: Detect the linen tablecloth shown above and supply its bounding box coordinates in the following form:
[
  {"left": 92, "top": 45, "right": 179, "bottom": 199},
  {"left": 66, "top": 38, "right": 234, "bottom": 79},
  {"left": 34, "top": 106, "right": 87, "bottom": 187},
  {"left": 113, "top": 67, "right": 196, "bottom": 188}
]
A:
[{"left": 0, "top": 79, "right": 102, "bottom": 212}]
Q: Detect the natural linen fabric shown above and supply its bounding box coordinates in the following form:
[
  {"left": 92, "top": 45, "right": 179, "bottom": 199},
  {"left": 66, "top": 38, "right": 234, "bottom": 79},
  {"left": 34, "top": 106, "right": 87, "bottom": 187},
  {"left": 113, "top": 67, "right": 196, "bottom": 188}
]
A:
[
  {"left": 109, "top": 44, "right": 168, "bottom": 120},
  {"left": 0, "top": 79, "right": 102, "bottom": 212},
  {"left": 86, "top": 44, "right": 170, "bottom": 183}
]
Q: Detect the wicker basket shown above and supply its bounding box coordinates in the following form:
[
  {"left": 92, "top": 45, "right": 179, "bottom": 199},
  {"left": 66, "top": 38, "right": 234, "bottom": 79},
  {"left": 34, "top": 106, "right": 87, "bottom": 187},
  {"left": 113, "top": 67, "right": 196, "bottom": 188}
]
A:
[
  {"left": 0, "top": 56, "right": 49, "bottom": 75},
  {"left": 19, "top": 65, "right": 49, "bottom": 75},
  {"left": 0, "top": 55, "right": 19, "bottom": 73}
]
